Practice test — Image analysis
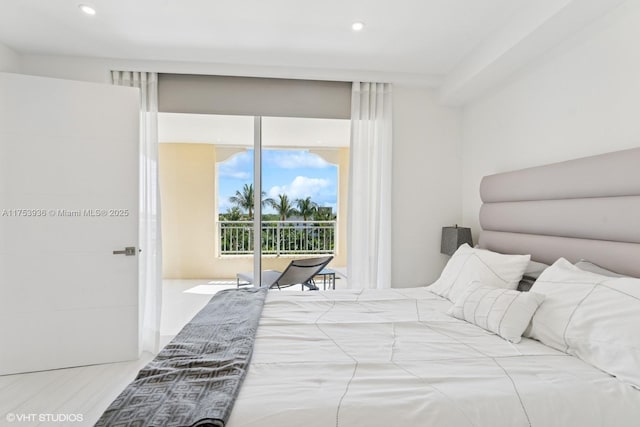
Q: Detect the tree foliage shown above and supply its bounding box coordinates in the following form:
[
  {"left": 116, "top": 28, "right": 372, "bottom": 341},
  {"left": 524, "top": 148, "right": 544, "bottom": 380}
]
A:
[
  {"left": 295, "top": 196, "right": 318, "bottom": 220},
  {"left": 228, "top": 183, "right": 273, "bottom": 219},
  {"left": 221, "top": 187, "right": 336, "bottom": 254},
  {"left": 268, "top": 194, "right": 298, "bottom": 221}
]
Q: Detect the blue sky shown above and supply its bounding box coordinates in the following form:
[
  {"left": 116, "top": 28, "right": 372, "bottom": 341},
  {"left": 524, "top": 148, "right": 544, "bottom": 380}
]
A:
[{"left": 218, "top": 149, "right": 337, "bottom": 215}]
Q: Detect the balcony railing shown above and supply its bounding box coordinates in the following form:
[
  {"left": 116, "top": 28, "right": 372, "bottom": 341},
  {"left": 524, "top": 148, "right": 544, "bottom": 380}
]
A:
[{"left": 218, "top": 220, "right": 336, "bottom": 255}]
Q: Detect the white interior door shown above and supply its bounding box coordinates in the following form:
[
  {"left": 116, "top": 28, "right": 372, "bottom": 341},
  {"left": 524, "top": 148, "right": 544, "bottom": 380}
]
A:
[{"left": 0, "top": 72, "right": 140, "bottom": 375}]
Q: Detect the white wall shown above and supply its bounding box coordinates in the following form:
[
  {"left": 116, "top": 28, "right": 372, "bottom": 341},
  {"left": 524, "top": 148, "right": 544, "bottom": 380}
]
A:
[
  {"left": 19, "top": 55, "right": 464, "bottom": 286},
  {"left": 461, "top": 1, "right": 640, "bottom": 241},
  {"left": 0, "top": 41, "right": 20, "bottom": 72},
  {"left": 392, "top": 86, "right": 462, "bottom": 286}
]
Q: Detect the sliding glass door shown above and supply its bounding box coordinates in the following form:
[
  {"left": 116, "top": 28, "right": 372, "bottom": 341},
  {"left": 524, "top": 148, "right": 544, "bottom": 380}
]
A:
[
  {"left": 212, "top": 115, "right": 259, "bottom": 284},
  {"left": 158, "top": 73, "right": 351, "bottom": 291},
  {"left": 159, "top": 112, "right": 349, "bottom": 290},
  {"left": 259, "top": 117, "right": 348, "bottom": 289}
]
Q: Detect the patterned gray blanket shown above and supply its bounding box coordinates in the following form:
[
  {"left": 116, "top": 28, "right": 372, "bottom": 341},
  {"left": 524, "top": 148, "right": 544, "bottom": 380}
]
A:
[{"left": 95, "top": 287, "right": 268, "bottom": 427}]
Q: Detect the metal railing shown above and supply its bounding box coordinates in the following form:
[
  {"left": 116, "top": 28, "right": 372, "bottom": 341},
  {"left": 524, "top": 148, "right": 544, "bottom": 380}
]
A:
[{"left": 218, "top": 220, "right": 336, "bottom": 255}]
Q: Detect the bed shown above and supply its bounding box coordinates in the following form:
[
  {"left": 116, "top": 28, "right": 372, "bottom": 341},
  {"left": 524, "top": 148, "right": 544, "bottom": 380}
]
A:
[
  {"left": 226, "top": 287, "right": 639, "bottom": 427},
  {"left": 98, "top": 147, "right": 640, "bottom": 427}
]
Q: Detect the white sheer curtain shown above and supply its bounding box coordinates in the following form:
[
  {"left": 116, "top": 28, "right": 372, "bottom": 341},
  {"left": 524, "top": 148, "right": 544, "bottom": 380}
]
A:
[
  {"left": 347, "top": 82, "right": 393, "bottom": 289},
  {"left": 111, "top": 71, "right": 163, "bottom": 354}
]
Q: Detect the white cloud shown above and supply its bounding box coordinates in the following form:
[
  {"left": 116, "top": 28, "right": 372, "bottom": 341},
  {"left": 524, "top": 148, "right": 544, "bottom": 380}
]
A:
[
  {"left": 268, "top": 176, "right": 330, "bottom": 200},
  {"left": 267, "top": 151, "right": 330, "bottom": 169},
  {"left": 218, "top": 199, "right": 233, "bottom": 213},
  {"left": 220, "top": 170, "right": 250, "bottom": 179},
  {"left": 218, "top": 151, "right": 251, "bottom": 179}
]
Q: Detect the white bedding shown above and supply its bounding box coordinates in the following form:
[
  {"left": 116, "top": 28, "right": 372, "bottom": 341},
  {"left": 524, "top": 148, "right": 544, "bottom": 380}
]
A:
[{"left": 227, "top": 287, "right": 640, "bottom": 427}]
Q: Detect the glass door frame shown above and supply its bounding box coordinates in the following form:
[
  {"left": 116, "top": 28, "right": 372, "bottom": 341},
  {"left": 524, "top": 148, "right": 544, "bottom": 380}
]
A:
[{"left": 252, "top": 116, "right": 262, "bottom": 285}]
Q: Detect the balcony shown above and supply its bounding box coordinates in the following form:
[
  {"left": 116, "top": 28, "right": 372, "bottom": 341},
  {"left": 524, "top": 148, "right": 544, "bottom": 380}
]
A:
[
  {"left": 158, "top": 116, "right": 350, "bottom": 281},
  {"left": 218, "top": 220, "right": 336, "bottom": 256}
]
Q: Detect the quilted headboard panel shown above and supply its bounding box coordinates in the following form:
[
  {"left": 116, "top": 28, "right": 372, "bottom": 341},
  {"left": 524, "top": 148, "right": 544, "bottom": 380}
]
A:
[{"left": 478, "top": 147, "right": 640, "bottom": 278}]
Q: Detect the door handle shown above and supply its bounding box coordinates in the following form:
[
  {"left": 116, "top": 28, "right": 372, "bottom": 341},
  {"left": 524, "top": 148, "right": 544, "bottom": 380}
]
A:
[{"left": 113, "top": 246, "right": 137, "bottom": 256}]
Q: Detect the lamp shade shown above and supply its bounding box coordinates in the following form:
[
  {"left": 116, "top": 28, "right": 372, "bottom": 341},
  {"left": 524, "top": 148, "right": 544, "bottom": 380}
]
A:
[{"left": 441, "top": 226, "right": 473, "bottom": 255}]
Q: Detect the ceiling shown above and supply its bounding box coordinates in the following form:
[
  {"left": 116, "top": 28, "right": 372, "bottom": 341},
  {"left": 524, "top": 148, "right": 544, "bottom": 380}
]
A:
[
  {"left": 0, "top": 1, "right": 627, "bottom": 104},
  {"left": 158, "top": 114, "right": 351, "bottom": 148},
  {"left": 0, "top": 0, "right": 527, "bottom": 76}
]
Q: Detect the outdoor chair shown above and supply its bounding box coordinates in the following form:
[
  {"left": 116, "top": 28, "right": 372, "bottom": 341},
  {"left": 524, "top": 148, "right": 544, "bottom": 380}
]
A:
[{"left": 236, "top": 256, "right": 333, "bottom": 290}]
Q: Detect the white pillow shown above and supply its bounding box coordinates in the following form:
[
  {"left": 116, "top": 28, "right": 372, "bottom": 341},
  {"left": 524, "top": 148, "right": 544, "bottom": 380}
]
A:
[
  {"left": 448, "top": 281, "right": 545, "bottom": 343},
  {"left": 574, "top": 259, "right": 625, "bottom": 278},
  {"left": 524, "top": 260, "right": 550, "bottom": 279},
  {"left": 429, "top": 244, "right": 530, "bottom": 303},
  {"left": 527, "top": 258, "right": 640, "bottom": 388}
]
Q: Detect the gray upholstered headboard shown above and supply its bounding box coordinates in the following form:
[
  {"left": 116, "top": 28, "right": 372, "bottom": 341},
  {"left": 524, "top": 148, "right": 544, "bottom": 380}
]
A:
[{"left": 478, "top": 147, "right": 640, "bottom": 278}]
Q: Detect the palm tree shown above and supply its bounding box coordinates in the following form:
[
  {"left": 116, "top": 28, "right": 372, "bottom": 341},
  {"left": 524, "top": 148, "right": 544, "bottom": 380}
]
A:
[
  {"left": 222, "top": 206, "right": 243, "bottom": 221},
  {"left": 295, "top": 197, "right": 318, "bottom": 221},
  {"left": 229, "top": 184, "right": 272, "bottom": 219},
  {"left": 268, "top": 194, "right": 297, "bottom": 221}
]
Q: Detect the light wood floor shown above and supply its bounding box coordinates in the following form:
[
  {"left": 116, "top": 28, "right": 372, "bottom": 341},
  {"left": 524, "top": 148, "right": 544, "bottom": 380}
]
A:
[
  {"left": 0, "top": 277, "right": 347, "bottom": 426},
  {"left": 0, "top": 354, "right": 153, "bottom": 426},
  {"left": 0, "top": 279, "right": 224, "bottom": 427}
]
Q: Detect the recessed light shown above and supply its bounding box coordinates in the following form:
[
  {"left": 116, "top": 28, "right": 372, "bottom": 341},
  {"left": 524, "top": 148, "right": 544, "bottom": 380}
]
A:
[
  {"left": 79, "top": 4, "right": 96, "bottom": 15},
  {"left": 352, "top": 22, "right": 364, "bottom": 32}
]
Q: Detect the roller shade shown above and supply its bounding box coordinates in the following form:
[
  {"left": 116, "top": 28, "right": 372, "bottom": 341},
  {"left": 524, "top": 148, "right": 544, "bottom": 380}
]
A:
[{"left": 158, "top": 74, "right": 351, "bottom": 119}]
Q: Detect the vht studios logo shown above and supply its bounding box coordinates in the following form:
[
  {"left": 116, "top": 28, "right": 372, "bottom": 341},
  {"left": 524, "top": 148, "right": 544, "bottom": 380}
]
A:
[{"left": 5, "top": 412, "right": 84, "bottom": 423}]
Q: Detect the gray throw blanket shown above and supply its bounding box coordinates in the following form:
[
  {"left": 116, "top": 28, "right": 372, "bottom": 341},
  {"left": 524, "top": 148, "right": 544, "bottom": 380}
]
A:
[{"left": 95, "top": 287, "right": 268, "bottom": 427}]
